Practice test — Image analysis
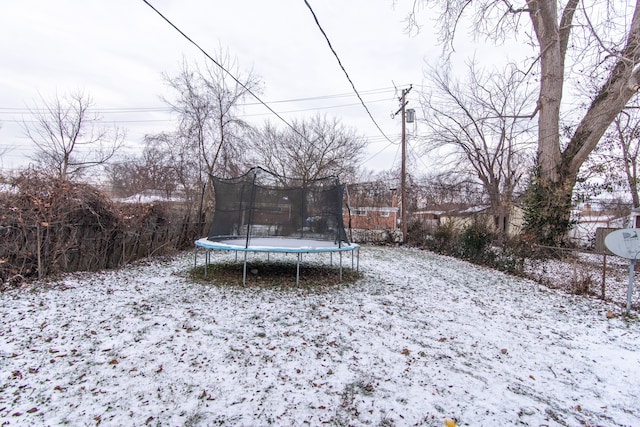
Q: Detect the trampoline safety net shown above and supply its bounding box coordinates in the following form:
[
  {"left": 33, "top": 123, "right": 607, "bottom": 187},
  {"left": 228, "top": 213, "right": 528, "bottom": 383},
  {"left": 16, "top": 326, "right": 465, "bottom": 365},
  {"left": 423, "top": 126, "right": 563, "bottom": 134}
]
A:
[{"left": 207, "top": 167, "right": 351, "bottom": 247}]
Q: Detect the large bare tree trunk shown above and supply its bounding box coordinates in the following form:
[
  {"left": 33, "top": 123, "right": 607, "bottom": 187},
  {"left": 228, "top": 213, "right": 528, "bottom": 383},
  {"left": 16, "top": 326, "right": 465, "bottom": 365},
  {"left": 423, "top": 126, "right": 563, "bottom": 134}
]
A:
[
  {"left": 529, "top": 0, "right": 569, "bottom": 183},
  {"left": 526, "top": 0, "right": 640, "bottom": 243}
]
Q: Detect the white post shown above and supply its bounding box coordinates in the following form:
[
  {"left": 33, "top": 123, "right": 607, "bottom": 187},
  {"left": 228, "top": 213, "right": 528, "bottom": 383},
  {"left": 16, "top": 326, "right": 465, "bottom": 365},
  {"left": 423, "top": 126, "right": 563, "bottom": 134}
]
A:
[
  {"left": 605, "top": 228, "right": 640, "bottom": 315},
  {"left": 627, "top": 259, "right": 635, "bottom": 315}
]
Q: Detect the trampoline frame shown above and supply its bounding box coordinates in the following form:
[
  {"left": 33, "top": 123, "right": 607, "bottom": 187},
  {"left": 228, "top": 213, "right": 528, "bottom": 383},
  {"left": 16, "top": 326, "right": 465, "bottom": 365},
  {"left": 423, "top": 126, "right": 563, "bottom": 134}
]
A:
[{"left": 194, "top": 237, "right": 360, "bottom": 286}]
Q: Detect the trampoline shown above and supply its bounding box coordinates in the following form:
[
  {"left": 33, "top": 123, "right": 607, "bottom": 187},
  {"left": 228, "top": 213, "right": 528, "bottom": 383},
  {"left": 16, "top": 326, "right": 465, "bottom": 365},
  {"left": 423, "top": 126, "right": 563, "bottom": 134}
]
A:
[
  {"left": 195, "top": 167, "right": 360, "bottom": 286},
  {"left": 195, "top": 237, "right": 360, "bottom": 286}
]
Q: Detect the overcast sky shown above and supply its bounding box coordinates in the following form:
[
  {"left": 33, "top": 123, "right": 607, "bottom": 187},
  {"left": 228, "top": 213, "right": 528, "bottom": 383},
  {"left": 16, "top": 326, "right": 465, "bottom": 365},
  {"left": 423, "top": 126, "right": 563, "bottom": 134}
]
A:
[{"left": 0, "top": 0, "right": 485, "bottom": 174}]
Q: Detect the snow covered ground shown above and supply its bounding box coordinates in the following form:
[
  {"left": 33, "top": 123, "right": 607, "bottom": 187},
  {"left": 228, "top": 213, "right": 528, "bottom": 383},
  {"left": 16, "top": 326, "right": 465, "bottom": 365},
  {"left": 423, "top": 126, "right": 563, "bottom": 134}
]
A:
[
  {"left": 1, "top": 246, "right": 639, "bottom": 426},
  {"left": 524, "top": 250, "right": 640, "bottom": 310}
]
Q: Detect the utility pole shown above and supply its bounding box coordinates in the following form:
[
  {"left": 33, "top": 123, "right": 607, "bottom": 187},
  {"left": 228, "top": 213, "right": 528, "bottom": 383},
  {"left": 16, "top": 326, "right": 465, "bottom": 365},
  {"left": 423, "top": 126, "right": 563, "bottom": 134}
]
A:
[{"left": 394, "top": 85, "right": 412, "bottom": 244}]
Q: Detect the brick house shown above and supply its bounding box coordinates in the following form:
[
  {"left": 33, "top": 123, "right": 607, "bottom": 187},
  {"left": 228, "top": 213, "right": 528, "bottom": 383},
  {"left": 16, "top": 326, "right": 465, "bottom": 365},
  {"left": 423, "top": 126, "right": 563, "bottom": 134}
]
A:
[{"left": 343, "top": 192, "right": 399, "bottom": 230}]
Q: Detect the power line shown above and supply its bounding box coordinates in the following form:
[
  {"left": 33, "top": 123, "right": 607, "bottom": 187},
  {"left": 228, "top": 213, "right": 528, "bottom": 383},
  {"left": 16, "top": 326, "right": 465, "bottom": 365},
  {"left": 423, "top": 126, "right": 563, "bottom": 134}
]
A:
[
  {"left": 240, "top": 98, "right": 392, "bottom": 117},
  {"left": 0, "top": 107, "right": 172, "bottom": 114},
  {"left": 241, "top": 86, "right": 398, "bottom": 106},
  {"left": 5, "top": 119, "right": 172, "bottom": 125},
  {"left": 141, "top": 0, "right": 308, "bottom": 142},
  {"left": 302, "top": 0, "right": 395, "bottom": 145},
  {"left": 0, "top": 86, "right": 402, "bottom": 114},
  {"left": 362, "top": 141, "right": 398, "bottom": 165},
  {"left": 1, "top": 98, "right": 393, "bottom": 124},
  {"left": 406, "top": 137, "right": 431, "bottom": 172}
]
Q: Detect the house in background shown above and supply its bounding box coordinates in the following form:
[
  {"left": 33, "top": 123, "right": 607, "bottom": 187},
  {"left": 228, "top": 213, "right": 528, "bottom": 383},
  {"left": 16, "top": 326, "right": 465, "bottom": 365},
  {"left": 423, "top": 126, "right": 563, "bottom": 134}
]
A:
[
  {"left": 569, "top": 203, "right": 627, "bottom": 247},
  {"left": 433, "top": 201, "right": 628, "bottom": 246},
  {"left": 343, "top": 183, "right": 400, "bottom": 242},
  {"left": 411, "top": 210, "right": 441, "bottom": 234},
  {"left": 438, "top": 204, "right": 525, "bottom": 237},
  {"left": 348, "top": 203, "right": 398, "bottom": 230}
]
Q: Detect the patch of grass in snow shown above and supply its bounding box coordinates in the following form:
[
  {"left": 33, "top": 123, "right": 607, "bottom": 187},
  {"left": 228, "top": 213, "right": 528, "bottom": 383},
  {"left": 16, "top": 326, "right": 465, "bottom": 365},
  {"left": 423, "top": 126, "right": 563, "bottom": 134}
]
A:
[
  {"left": 328, "top": 378, "right": 380, "bottom": 425},
  {"left": 621, "top": 312, "right": 640, "bottom": 324},
  {"left": 189, "top": 260, "right": 362, "bottom": 289},
  {"left": 183, "top": 412, "right": 204, "bottom": 426}
]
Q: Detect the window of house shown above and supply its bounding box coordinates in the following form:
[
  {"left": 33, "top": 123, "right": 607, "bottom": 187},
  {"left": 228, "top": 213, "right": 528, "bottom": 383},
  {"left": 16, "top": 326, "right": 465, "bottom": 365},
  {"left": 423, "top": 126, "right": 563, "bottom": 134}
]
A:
[
  {"left": 380, "top": 211, "right": 390, "bottom": 218},
  {"left": 354, "top": 209, "right": 367, "bottom": 216}
]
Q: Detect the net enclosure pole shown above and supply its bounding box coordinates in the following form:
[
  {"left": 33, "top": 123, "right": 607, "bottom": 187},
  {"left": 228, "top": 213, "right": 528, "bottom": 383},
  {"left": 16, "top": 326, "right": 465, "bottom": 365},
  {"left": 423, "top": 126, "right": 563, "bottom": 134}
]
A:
[
  {"left": 245, "top": 169, "right": 259, "bottom": 249},
  {"left": 195, "top": 181, "right": 207, "bottom": 269}
]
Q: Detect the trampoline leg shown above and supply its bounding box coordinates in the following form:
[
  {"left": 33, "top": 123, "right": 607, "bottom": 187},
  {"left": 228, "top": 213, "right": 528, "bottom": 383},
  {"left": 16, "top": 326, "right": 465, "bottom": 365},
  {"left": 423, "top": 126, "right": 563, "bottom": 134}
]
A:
[
  {"left": 339, "top": 251, "right": 343, "bottom": 282},
  {"left": 242, "top": 251, "right": 248, "bottom": 286},
  {"left": 357, "top": 248, "right": 360, "bottom": 272},
  {"left": 194, "top": 247, "right": 198, "bottom": 269},
  {"left": 204, "top": 250, "right": 209, "bottom": 278},
  {"left": 296, "top": 253, "right": 301, "bottom": 287},
  {"left": 330, "top": 252, "right": 333, "bottom": 266}
]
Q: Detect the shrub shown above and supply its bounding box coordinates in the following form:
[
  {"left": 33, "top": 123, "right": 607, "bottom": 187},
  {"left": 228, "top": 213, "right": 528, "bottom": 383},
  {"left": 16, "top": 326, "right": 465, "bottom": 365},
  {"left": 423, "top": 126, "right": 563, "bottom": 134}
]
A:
[
  {"left": 408, "top": 220, "right": 535, "bottom": 276},
  {"left": 405, "top": 218, "right": 432, "bottom": 246},
  {"left": 459, "top": 223, "right": 493, "bottom": 261},
  {"left": 0, "top": 170, "right": 194, "bottom": 288},
  {"left": 423, "top": 221, "right": 459, "bottom": 256}
]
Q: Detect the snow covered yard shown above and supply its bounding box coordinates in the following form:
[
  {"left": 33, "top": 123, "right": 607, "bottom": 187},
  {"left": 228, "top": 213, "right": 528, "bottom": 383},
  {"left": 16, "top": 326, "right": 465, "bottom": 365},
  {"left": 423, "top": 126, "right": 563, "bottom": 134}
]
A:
[
  {"left": 524, "top": 250, "right": 640, "bottom": 310},
  {"left": 1, "top": 246, "right": 639, "bottom": 426}
]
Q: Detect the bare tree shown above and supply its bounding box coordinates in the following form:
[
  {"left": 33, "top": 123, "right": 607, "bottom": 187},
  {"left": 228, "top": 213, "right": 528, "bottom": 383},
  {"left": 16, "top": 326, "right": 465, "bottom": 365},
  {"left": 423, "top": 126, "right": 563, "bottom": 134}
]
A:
[
  {"left": 349, "top": 171, "right": 398, "bottom": 208},
  {"left": 22, "top": 90, "right": 124, "bottom": 180},
  {"left": 162, "top": 50, "right": 260, "bottom": 187},
  {"left": 405, "top": 0, "right": 640, "bottom": 244},
  {"left": 614, "top": 112, "right": 640, "bottom": 208},
  {"left": 416, "top": 172, "right": 488, "bottom": 212},
  {"left": 421, "top": 61, "right": 536, "bottom": 236},
  {"left": 143, "top": 131, "right": 200, "bottom": 204},
  {"left": 107, "top": 156, "right": 143, "bottom": 198},
  {"left": 107, "top": 139, "right": 179, "bottom": 199},
  {"left": 579, "top": 107, "right": 640, "bottom": 208},
  {"left": 0, "top": 122, "right": 12, "bottom": 168},
  {"left": 248, "top": 114, "right": 367, "bottom": 183}
]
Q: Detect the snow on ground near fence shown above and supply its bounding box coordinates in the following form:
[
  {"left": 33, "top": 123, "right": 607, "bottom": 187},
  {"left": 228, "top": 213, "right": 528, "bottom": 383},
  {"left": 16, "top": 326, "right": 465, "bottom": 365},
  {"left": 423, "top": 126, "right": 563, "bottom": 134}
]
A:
[
  {"left": 1, "top": 246, "right": 639, "bottom": 426},
  {"left": 522, "top": 248, "right": 640, "bottom": 311}
]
